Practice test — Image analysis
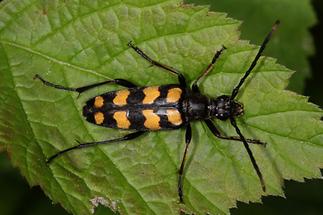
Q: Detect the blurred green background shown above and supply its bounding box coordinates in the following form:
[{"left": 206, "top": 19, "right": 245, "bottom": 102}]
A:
[{"left": 0, "top": 0, "right": 322, "bottom": 214}]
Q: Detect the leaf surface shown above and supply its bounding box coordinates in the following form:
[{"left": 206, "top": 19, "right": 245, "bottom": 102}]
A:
[{"left": 0, "top": 0, "right": 322, "bottom": 214}]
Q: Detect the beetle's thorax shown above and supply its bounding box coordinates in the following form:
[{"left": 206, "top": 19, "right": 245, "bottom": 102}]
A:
[
  {"left": 208, "top": 95, "right": 244, "bottom": 120},
  {"left": 182, "top": 92, "right": 210, "bottom": 121},
  {"left": 182, "top": 93, "right": 244, "bottom": 121}
]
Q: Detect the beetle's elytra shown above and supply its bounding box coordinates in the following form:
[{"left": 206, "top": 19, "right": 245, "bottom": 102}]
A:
[
  {"left": 34, "top": 20, "right": 280, "bottom": 203},
  {"left": 83, "top": 85, "right": 185, "bottom": 130}
]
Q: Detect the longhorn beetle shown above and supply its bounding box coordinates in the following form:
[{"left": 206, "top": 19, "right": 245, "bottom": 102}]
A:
[{"left": 34, "top": 20, "right": 280, "bottom": 203}]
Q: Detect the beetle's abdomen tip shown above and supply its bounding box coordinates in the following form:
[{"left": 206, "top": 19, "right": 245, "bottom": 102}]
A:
[
  {"left": 82, "top": 105, "right": 91, "bottom": 117},
  {"left": 82, "top": 105, "right": 98, "bottom": 124}
]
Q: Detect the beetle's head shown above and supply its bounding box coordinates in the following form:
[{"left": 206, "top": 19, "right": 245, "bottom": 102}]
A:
[{"left": 209, "top": 95, "right": 244, "bottom": 120}]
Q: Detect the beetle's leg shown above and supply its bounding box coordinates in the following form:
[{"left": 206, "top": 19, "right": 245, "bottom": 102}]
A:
[
  {"left": 205, "top": 118, "right": 266, "bottom": 192},
  {"left": 178, "top": 124, "right": 192, "bottom": 203},
  {"left": 128, "top": 41, "right": 187, "bottom": 87},
  {"left": 46, "top": 131, "right": 146, "bottom": 164},
  {"left": 192, "top": 46, "right": 226, "bottom": 93},
  {"left": 34, "top": 74, "right": 137, "bottom": 95},
  {"left": 204, "top": 119, "right": 266, "bottom": 145}
]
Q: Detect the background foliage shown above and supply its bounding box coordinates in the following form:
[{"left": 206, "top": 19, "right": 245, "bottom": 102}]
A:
[
  {"left": 186, "top": 0, "right": 316, "bottom": 93},
  {"left": 0, "top": 0, "right": 322, "bottom": 214}
]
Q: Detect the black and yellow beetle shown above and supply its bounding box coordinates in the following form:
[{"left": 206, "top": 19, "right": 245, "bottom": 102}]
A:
[{"left": 34, "top": 21, "right": 280, "bottom": 203}]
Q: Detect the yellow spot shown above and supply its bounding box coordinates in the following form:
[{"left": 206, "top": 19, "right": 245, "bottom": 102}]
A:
[
  {"left": 113, "top": 89, "right": 130, "bottom": 106},
  {"left": 94, "top": 96, "right": 104, "bottom": 108},
  {"left": 142, "top": 110, "right": 161, "bottom": 130},
  {"left": 167, "top": 109, "right": 183, "bottom": 126},
  {"left": 143, "top": 87, "right": 160, "bottom": 104},
  {"left": 166, "top": 88, "right": 182, "bottom": 103},
  {"left": 94, "top": 112, "right": 104, "bottom": 124},
  {"left": 113, "top": 111, "right": 130, "bottom": 129}
]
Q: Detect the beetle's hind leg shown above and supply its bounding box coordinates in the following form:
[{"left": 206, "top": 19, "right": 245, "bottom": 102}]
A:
[
  {"left": 34, "top": 74, "right": 137, "bottom": 95},
  {"left": 46, "top": 131, "right": 146, "bottom": 164},
  {"left": 128, "top": 41, "right": 187, "bottom": 87}
]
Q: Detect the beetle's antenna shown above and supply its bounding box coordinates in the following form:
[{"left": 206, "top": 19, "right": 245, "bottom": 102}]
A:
[
  {"left": 230, "top": 117, "right": 266, "bottom": 192},
  {"left": 230, "top": 20, "right": 280, "bottom": 100}
]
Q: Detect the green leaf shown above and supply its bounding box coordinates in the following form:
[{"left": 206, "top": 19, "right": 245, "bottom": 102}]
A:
[
  {"left": 0, "top": 0, "right": 322, "bottom": 215},
  {"left": 185, "top": 0, "right": 317, "bottom": 93}
]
